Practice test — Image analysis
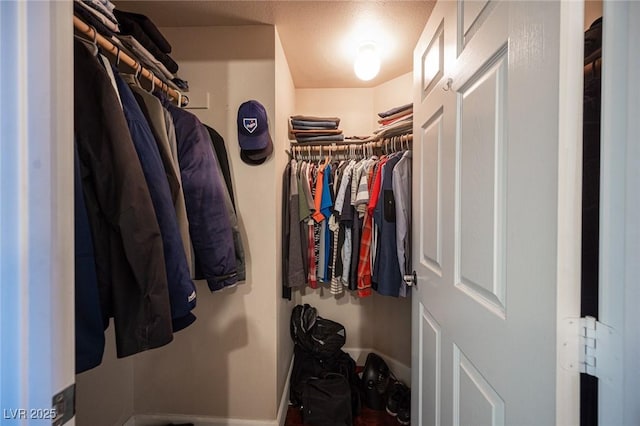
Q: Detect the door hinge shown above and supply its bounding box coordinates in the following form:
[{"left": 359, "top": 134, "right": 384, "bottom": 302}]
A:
[{"left": 561, "top": 316, "right": 622, "bottom": 384}]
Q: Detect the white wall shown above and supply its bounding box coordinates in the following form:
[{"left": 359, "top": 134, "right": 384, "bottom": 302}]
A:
[
  {"left": 296, "top": 88, "right": 374, "bottom": 137},
  {"left": 76, "top": 327, "right": 134, "bottom": 426},
  {"left": 585, "top": 1, "right": 602, "bottom": 29},
  {"left": 293, "top": 72, "right": 413, "bottom": 367},
  {"left": 274, "top": 26, "right": 297, "bottom": 410},
  {"left": 373, "top": 72, "right": 413, "bottom": 128}
]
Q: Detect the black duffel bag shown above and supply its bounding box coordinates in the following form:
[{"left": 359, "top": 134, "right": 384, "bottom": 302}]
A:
[{"left": 302, "top": 373, "right": 353, "bottom": 426}]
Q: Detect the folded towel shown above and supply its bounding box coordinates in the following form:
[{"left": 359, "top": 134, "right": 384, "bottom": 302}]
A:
[{"left": 377, "top": 103, "right": 412, "bottom": 119}]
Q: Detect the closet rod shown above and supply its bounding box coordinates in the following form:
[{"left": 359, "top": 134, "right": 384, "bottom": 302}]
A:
[
  {"left": 73, "top": 16, "right": 188, "bottom": 107},
  {"left": 291, "top": 134, "right": 413, "bottom": 151}
]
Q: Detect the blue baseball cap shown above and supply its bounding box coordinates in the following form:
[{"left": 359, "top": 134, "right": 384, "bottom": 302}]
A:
[{"left": 237, "top": 100, "right": 273, "bottom": 164}]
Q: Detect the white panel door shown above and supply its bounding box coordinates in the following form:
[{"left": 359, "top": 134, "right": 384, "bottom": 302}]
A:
[{"left": 412, "top": 2, "right": 568, "bottom": 424}]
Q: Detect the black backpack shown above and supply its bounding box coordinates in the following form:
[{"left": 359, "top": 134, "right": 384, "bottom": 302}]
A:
[{"left": 290, "top": 304, "right": 346, "bottom": 358}]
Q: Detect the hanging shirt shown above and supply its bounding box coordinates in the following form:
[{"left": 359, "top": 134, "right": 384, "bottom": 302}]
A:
[
  {"left": 282, "top": 162, "right": 292, "bottom": 299},
  {"left": 312, "top": 164, "right": 326, "bottom": 223},
  {"left": 357, "top": 163, "right": 378, "bottom": 298},
  {"left": 334, "top": 160, "right": 355, "bottom": 216},
  {"left": 340, "top": 174, "right": 354, "bottom": 288},
  {"left": 368, "top": 158, "right": 387, "bottom": 282},
  {"left": 321, "top": 163, "right": 334, "bottom": 219},
  {"left": 308, "top": 164, "right": 320, "bottom": 288},
  {"left": 297, "top": 163, "right": 310, "bottom": 279},
  {"left": 322, "top": 164, "right": 333, "bottom": 280},
  {"left": 288, "top": 159, "right": 306, "bottom": 287},
  {"left": 373, "top": 154, "right": 403, "bottom": 297},
  {"left": 329, "top": 215, "right": 342, "bottom": 295},
  {"left": 393, "top": 150, "right": 412, "bottom": 297}
]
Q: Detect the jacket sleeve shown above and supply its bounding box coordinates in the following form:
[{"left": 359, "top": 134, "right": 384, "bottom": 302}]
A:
[{"left": 210, "top": 138, "right": 246, "bottom": 282}]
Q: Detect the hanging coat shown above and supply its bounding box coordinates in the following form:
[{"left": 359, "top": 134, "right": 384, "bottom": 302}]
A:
[
  {"left": 114, "top": 70, "right": 197, "bottom": 332},
  {"left": 74, "top": 40, "right": 173, "bottom": 358},
  {"left": 162, "top": 96, "right": 238, "bottom": 291}
]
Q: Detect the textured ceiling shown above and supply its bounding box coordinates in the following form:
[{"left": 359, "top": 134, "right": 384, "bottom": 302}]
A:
[{"left": 115, "top": 1, "right": 435, "bottom": 88}]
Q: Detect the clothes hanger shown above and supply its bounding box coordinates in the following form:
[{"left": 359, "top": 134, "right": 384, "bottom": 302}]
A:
[
  {"left": 133, "top": 62, "right": 143, "bottom": 87},
  {"left": 90, "top": 25, "right": 99, "bottom": 55},
  {"left": 323, "top": 146, "right": 332, "bottom": 168},
  {"left": 74, "top": 25, "right": 99, "bottom": 56},
  {"left": 147, "top": 71, "right": 156, "bottom": 94}
]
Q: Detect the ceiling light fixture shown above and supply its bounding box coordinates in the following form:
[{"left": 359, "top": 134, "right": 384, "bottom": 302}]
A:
[{"left": 354, "top": 42, "right": 380, "bottom": 81}]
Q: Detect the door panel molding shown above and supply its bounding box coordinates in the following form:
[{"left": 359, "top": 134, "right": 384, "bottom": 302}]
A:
[
  {"left": 457, "top": 0, "right": 497, "bottom": 56},
  {"left": 419, "top": 304, "right": 442, "bottom": 426},
  {"left": 452, "top": 344, "right": 505, "bottom": 426},
  {"left": 421, "top": 20, "right": 445, "bottom": 101},
  {"left": 454, "top": 45, "right": 508, "bottom": 319},
  {"left": 420, "top": 107, "right": 445, "bottom": 277}
]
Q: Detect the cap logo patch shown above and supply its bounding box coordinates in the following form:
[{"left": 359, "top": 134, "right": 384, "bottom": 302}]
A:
[{"left": 243, "top": 118, "right": 258, "bottom": 133}]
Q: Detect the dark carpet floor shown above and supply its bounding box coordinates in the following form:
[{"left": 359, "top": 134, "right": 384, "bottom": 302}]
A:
[{"left": 284, "top": 405, "right": 403, "bottom": 426}]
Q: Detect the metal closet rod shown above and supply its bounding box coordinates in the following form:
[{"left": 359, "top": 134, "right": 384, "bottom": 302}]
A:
[
  {"left": 291, "top": 134, "right": 413, "bottom": 151},
  {"left": 73, "top": 16, "right": 188, "bottom": 107}
]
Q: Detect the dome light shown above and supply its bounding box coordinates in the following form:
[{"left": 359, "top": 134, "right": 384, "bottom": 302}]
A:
[{"left": 354, "top": 42, "right": 380, "bottom": 81}]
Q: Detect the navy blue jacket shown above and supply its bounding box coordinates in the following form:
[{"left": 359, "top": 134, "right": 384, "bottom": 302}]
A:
[
  {"left": 74, "top": 140, "right": 105, "bottom": 373},
  {"left": 162, "top": 97, "right": 237, "bottom": 291},
  {"left": 114, "top": 71, "right": 197, "bottom": 331}
]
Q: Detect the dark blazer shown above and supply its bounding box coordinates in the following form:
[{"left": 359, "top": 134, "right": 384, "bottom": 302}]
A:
[{"left": 74, "top": 41, "right": 173, "bottom": 358}]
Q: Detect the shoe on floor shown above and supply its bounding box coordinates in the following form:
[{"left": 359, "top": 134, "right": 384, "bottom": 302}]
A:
[
  {"left": 396, "top": 388, "right": 411, "bottom": 425},
  {"left": 386, "top": 381, "right": 409, "bottom": 417}
]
